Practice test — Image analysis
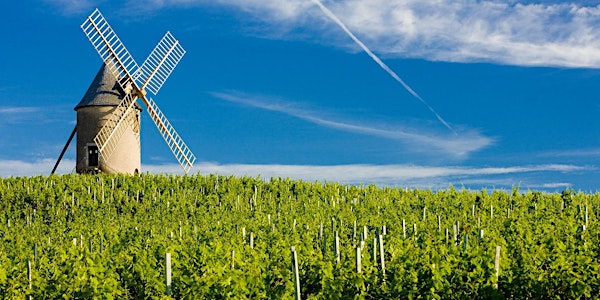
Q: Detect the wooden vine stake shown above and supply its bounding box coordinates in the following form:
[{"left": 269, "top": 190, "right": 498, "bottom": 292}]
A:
[
  {"left": 494, "top": 246, "right": 501, "bottom": 289},
  {"left": 291, "top": 246, "right": 301, "bottom": 300},
  {"left": 165, "top": 253, "right": 172, "bottom": 296}
]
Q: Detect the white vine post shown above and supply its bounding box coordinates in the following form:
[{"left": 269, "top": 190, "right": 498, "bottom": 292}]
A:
[
  {"left": 28, "top": 258, "right": 32, "bottom": 300},
  {"left": 356, "top": 247, "right": 362, "bottom": 273},
  {"left": 331, "top": 218, "right": 335, "bottom": 236},
  {"left": 334, "top": 231, "right": 340, "bottom": 263},
  {"left": 231, "top": 250, "right": 235, "bottom": 269},
  {"left": 456, "top": 221, "right": 460, "bottom": 236},
  {"left": 291, "top": 246, "right": 301, "bottom": 300},
  {"left": 165, "top": 253, "right": 172, "bottom": 296},
  {"left": 378, "top": 233, "right": 386, "bottom": 278},
  {"left": 413, "top": 223, "right": 417, "bottom": 240},
  {"left": 453, "top": 224, "right": 458, "bottom": 245},
  {"left": 372, "top": 237, "right": 377, "bottom": 265},
  {"left": 494, "top": 246, "right": 501, "bottom": 289}
]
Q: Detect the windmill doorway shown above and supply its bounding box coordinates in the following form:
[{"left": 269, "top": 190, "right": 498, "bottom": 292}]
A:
[{"left": 87, "top": 144, "right": 99, "bottom": 167}]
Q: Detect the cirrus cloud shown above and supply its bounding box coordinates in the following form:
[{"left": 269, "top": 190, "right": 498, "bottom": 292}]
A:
[{"left": 119, "top": 0, "right": 600, "bottom": 68}]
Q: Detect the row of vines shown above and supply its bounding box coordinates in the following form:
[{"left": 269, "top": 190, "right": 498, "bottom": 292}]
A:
[{"left": 0, "top": 174, "right": 599, "bottom": 298}]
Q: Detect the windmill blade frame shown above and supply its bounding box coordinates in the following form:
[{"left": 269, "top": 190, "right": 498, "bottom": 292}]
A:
[
  {"left": 138, "top": 31, "right": 186, "bottom": 95},
  {"left": 143, "top": 97, "right": 196, "bottom": 174},
  {"left": 81, "top": 9, "right": 140, "bottom": 93},
  {"left": 93, "top": 92, "right": 139, "bottom": 162}
]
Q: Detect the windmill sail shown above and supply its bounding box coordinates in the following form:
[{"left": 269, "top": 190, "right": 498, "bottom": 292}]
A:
[
  {"left": 81, "top": 9, "right": 140, "bottom": 93},
  {"left": 138, "top": 32, "right": 186, "bottom": 95},
  {"left": 144, "top": 97, "right": 196, "bottom": 174},
  {"left": 93, "top": 92, "right": 138, "bottom": 162}
]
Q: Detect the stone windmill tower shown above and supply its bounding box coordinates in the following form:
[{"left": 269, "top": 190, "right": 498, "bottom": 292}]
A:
[
  {"left": 74, "top": 63, "right": 142, "bottom": 174},
  {"left": 52, "top": 9, "right": 196, "bottom": 175}
]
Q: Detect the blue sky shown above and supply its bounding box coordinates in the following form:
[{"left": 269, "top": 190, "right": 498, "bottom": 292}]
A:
[{"left": 1, "top": 0, "right": 600, "bottom": 191}]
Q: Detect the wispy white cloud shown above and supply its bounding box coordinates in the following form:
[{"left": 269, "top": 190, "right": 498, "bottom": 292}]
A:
[
  {"left": 0, "top": 107, "right": 40, "bottom": 114},
  {"left": 313, "top": 1, "right": 600, "bottom": 68},
  {"left": 541, "top": 148, "right": 600, "bottom": 158},
  {"left": 142, "top": 161, "right": 586, "bottom": 189},
  {"left": 0, "top": 106, "right": 43, "bottom": 125},
  {"left": 310, "top": 0, "right": 453, "bottom": 132},
  {"left": 115, "top": 0, "right": 600, "bottom": 68},
  {"left": 539, "top": 182, "right": 573, "bottom": 189},
  {"left": 0, "top": 158, "right": 585, "bottom": 190},
  {"left": 43, "top": 0, "right": 103, "bottom": 15},
  {"left": 210, "top": 91, "right": 493, "bottom": 158},
  {"left": 0, "top": 159, "right": 74, "bottom": 177},
  {"left": 0, "top": 106, "right": 72, "bottom": 126}
]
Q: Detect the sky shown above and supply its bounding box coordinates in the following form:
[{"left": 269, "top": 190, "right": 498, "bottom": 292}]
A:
[{"left": 1, "top": 0, "right": 600, "bottom": 191}]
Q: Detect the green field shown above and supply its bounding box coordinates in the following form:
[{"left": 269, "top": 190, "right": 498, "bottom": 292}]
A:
[{"left": 0, "top": 174, "right": 598, "bottom": 299}]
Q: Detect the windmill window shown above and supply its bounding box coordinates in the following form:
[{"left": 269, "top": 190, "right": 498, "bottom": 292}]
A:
[{"left": 88, "top": 145, "right": 99, "bottom": 167}]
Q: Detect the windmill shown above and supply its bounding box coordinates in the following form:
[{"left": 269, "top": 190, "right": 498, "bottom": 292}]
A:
[{"left": 52, "top": 8, "right": 196, "bottom": 175}]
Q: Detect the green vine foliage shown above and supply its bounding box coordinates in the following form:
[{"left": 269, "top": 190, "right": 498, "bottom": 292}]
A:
[{"left": 0, "top": 174, "right": 599, "bottom": 298}]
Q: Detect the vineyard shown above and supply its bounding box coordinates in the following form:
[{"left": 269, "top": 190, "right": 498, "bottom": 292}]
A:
[{"left": 0, "top": 174, "right": 599, "bottom": 299}]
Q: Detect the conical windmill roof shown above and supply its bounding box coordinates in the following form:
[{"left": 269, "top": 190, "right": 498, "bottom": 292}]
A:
[{"left": 75, "top": 63, "right": 125, "bottom": 110}]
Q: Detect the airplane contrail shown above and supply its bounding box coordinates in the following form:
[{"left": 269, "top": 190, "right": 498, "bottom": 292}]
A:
[{"left": 310, "top": 0, "right": 455, "bottom": 133}]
